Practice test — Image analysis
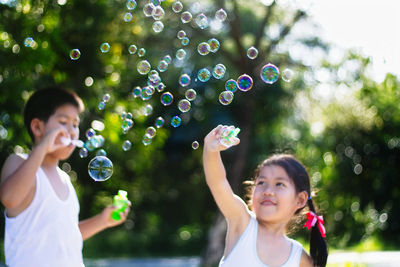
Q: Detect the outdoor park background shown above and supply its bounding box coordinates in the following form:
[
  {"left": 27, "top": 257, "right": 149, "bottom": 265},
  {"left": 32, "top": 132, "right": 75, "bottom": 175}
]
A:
[{"left": 0, "top": 0, "right": 400, "bottom": 266}]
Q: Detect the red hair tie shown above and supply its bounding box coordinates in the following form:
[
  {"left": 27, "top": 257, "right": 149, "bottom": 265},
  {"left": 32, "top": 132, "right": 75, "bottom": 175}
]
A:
[{"left": 303, "top": 211, "right": 326, "bottom": 238}]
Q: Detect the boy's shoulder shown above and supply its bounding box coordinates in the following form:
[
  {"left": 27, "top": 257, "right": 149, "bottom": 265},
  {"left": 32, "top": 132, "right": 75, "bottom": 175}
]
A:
[{"left": 1, "top": 153, "right": 27, "bottom": 181}]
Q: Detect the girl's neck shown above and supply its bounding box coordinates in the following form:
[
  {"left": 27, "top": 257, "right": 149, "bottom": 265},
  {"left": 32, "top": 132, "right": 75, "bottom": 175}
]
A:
[{"left": 256, "top": 218, "right": 288, "bottom": 239}]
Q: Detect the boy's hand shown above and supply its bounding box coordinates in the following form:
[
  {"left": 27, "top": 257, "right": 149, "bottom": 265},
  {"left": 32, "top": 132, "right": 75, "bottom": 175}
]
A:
[
  {"left": 204, "top": 125, "right": 240, "bottom": 152},
  {"left": 37, "top": 127, "right": 70, "bottom": 153},
  {"left": 100, "top": 203, "right": 131, "bottom": 228}
]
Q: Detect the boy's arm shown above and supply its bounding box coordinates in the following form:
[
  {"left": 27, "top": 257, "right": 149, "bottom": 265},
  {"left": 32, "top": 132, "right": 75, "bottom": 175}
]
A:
[
  {"left": 203, "top": 125, "right": 250, "bottom": 227},
  {"left": 79, "top": 206, "right": 129, "bottom": 241}
]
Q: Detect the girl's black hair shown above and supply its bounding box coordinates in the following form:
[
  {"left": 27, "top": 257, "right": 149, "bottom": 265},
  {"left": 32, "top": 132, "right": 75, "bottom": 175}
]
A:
[
  {"left": 250, "top": 154, "right": 328, "bottom": 267},
  {"left": 23, "top": 87, "right": 84, "bottom": 141}
]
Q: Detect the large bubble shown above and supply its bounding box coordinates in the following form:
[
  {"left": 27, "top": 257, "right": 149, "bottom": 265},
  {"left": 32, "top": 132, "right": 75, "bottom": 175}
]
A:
[
  {"left": 237, "top": 74, "right": 253, "bottom": 91},
  {"left": 88, "top": 156, "right": 113, "bottom": 182}
]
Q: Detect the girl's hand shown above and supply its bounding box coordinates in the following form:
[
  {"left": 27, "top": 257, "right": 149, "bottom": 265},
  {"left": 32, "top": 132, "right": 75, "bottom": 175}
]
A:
[
  {"left": 100, "top": 203, "right": 131, "bottom": 228},
  {"left": 204, "top": 125, "right": 240, "bottom": 152}
]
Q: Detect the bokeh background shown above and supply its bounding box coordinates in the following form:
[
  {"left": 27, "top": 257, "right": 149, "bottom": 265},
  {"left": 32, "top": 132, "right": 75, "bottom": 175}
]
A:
[{"left": 1, "top": 0, "right": 399, "bottom": 266}]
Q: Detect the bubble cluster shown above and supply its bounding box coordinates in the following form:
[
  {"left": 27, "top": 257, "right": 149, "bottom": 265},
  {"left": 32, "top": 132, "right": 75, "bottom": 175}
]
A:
[
  {"left": 152, "top": 21, "right": 164, "bottom": 33},
  {"left": 197, "top": 42, "right": 210, "bottom": 56},
  {"left": 179, "top": 74, "right": 191, "bottom": 87},
  {"left": 88, "top": 156, "right": 113, "bottom": 182},
  {"left": 219, "top": 91, "right": 234, "bottom": 105},
  {"left": 171, "top": 116, "right": 182, "bottom": 128},
  {"left": 100, "top": 42, "right": 110, "bottom": 53},
  {"left": 282, "top": 68, "right": 294, "bottom": 82},
  {"left": 237, "top": 74, "right": 253, "bottom": 91},
  {"left": 160, "top": 92, "right": 174, "bottom": 106},
  {"left": 172, "top": 1, "right": 183, "bottom": 13},
  {"left": 198, "top": 68, "right": 211, "bottom": 82},
  {"left": 128, "top": 44, "right": 137, "bottom": 54},
  {"left": 122, "top": 140, "right": 132, "bottom": 151},
  {"left": 247, "top": 46, "right": 258, "bottom": 59},
  {"left": 185, "top": 89, "right": 197, "bottom": 101},
  {"left": 155, "top": 117, "right": 165, "bottom": 128},
  {"left": 176, "top": 49, "right": 186, "bottom": 60},
  {"left": 208, "top": 38, "right": 220, "bottom": 53},
  {"left": 192, "top": 141, "right": 199, "bottom": 150},
  {"left": 69, "top": 49, "right": 81, "bottom": 60},
  {"left": 260, "top": 63, "right": 279, "bottom": 84},
  {"left": 137, "top": 60, "right": 151, "bottom": 75},
  {"left": 225, "top": 79, "right": 238, "bottom": 93},
  {"left": 181, "top": 11, "right": 192, "bottom": 23},
  {"left": 195, "top": 13, "right": 209, "bottom": 29},
  {"left": 178, "top": 99, "right": 191, "bottom": 113},
  {"left": 215, "top": 8, "right": 227, "bottom": 21},
  {"left": 212, "top": 64, "right": 226, "bottom": 79}
]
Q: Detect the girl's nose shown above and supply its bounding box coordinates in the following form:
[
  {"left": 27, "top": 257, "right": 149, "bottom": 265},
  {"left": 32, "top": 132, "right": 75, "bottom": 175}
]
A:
[{"left": 262, "top": 184, "right": 274, "bottom": 196}]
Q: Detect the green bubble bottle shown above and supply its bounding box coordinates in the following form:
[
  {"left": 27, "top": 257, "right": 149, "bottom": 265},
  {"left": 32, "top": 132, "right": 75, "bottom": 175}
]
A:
[{"left": 111, "top": 190, "right": 129, "bottom": 220}]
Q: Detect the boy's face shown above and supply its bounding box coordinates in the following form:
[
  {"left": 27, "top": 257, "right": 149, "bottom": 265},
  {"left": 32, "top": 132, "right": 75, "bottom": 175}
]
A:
[{"left": 38, "top": 104, "right": 81, "bottom": 160}]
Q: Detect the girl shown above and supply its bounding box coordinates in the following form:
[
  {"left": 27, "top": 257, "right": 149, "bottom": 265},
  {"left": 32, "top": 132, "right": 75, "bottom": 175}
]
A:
[{"left": 203, "top": 125, "right": 328, "bottom": 267}]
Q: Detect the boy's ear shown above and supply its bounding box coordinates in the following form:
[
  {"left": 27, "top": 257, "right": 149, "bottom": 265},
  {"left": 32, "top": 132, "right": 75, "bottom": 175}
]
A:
[
  {"left": 30, "top": 118, "right": 45, "bottom": 138},
  {"left": 296, "top": 191, "right": 308, "bottom": 209}
]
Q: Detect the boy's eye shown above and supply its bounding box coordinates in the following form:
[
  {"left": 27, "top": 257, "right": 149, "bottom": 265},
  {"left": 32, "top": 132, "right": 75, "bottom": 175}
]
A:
[
  {"left": 256, "top": 181, "right": 264, "bottom": 186},
  {"left": 276, "top": 182, "right": 285, "bottom": 187}
]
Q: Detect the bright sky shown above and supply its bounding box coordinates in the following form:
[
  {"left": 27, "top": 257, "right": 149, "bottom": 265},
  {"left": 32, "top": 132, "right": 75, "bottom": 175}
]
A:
[{"left": 308, "top": 0, "right": 400, "bottom": 82}]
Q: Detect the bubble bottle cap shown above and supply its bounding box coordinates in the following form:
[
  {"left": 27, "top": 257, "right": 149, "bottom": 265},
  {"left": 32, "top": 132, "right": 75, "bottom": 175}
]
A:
[{"left": 118, "top": 190, "right": 128, "bottom": 199}]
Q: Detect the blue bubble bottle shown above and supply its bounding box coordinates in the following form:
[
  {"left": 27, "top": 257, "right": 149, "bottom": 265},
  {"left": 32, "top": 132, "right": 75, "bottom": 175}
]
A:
[
  {"left": 220, "top": 127, "right": 240, "bottom": 147},
  {"left": 111, "top": 190, "right": 130, "bottom": 220}
]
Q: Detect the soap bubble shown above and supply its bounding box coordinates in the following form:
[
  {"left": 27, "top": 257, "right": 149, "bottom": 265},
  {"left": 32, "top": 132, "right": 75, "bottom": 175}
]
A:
[
  {"left": 208, "top": 38, "right": 220, "bottom": 53},
  {"left": 79, "top": 148, "right": 88, "bottom": 158},
  {"left": 69, "top": 49, "right": 81, "bottom": 60},
  {"left": 247, "top": 46, "right": 258, "bottom": 59},
  {"left": 126, "top": 0, "right": 137, "bottom": 10},
  {"left": 125, "top": 112, "right": 133, "bottom": 120},
  {"left": 88, "top": 156, "right": 113, "bottom": 182},
  {"left": 158, "top": 60, "right": 169, "bottom": 72},
  {"left": 171, "top": 115, "right": 182, "bottom": 127},
  {"left": 124, "top": 12, "right": 133, "bottom": 22},
  {"left": 176, "top": 49, "right": 186, "bottom": 60},
  {"left": 260, "top": 63, "right": 279, "bottom": 84},
  {"left": 143, "top": 104, "right": 153, "bottom": 116},
  {"left": 91, "top": 135, "right": 105, "bottom": 148},
  {"left": 132, "top": 86, "right": 142, "bottom": 98},
  {"left": 96, "top": 149, "right": 107, "bottom": 157},
  {"left": 181, "top": 11, "right": 193, "bottom": 23},
  {"left": 142, "top": 134, "right": 153, "bottom": 146},
  {"left": 156, "top": 82, "right": 166, "bottom": 92},
  {"left": 215, "top": 8, "right": 227, "bottom": 21},
  {"left": 151, "top": 0, "right": 161, "bottom": 6},
  {"left": 141, "top": 86, "right": 154, "bottom": 100},
  {"left": 282, "top": 68, "right": 294, "bottom": 82},
  {"left": 152, "top": 5, "right": 165, "bottom": 20},
  {"left": 172, "top": 1, "right": 183, "bottom": 13},
  {"left": 155, "top": 117, "right": 165, "bottom": 128},
  {"left": 98, "top": 101, "right": 106, "bottom": 110},
  {"left": 84, "top": 140, "right": 96, "bottom": 151},
  {"left": 225, "top": 79, "right": 238, "bottom": 93},
  {"left": 197, "top": 42, "right": 210, "bottom": 56},
  {"left": 160, "top": 92, "right": 174, "bottom": 106},
  {"left": 100, "top": 42, "right": 110, "bottom": 53},
  {"left": 163, "top": 55, "right": 172, "bottom": 64},
  {"left": 192, "top": 141, "right": 199, "bottom": 149},
  {"left": 121, "top": 119, "right": 134, "bottom": 131},
  {"left": 237, "top": 74, "right": 253, "bottom": 91},
  {"left": 185, "top": 89, "right": 197, "bottom": 101},
  {"left": 195, "top": 13, "right": 209, "bottom": 29},
  {"left": 219, "top": 91, "right": 234, "bottom": 105},
  {"left": 177, "top": 30, "right": 186, "bottom": 39},
  {"left": 102, "top": 94, "right": 111, "bottom": 102},
  {"left": 179, "top": 74, "right": 191, "bottom": 87},
  {"left": 86, "top": 128, "right": 96, "bottom": 139},
  {"left": 181, "top": 37, "right": 190, "bottom": 46},
  {"left": 138, "top": 48, "right": 146, "bottom": 57},
  {"left": 128, "top": 44, "right": 137, "bottom": 54},
  {"left": 122, "top": 140, "right": 132, "bottom": 151},
  {"left": 178, "top": 99, "right": 191, "bottom": 112},
  {"left": 145, "top": 126, "right": 157, "bottom": 138},
  {"left": 143, "top": 3, "right": 155, "bottom": 17},
  {"left": 137, "top": 60, "right": 151, "bottom": 75},
  {"left": 212, "top": 64, "right": 226, "bottom": 79},
  {"left": 152, "top": 21, "right": 164, "bottom": 33},
  {"left": 197, "top": 68, "right": 211, "bottom": 82},
  {"left": 24, "top": 37, "right": 34, "bottom": 47}
]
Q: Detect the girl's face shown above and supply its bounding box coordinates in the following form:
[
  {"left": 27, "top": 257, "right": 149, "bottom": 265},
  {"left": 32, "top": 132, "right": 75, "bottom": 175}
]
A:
[{"left": 252, "top": 165, "right": 307, "bottom": 224}]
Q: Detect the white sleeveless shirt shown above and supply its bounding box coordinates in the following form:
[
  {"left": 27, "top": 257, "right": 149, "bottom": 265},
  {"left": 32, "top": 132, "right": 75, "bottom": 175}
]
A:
[
  {"left": 219, "top": 215, "right": 304, "bottom": 267},
  {"left": 5, "top": 161, "right": 84, "bottom": 267}
]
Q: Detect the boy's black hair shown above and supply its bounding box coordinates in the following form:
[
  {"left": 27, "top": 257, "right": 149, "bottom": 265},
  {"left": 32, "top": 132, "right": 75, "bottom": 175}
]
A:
[{"left": 24, "top": 87, "right": 84, "bottom": 141}]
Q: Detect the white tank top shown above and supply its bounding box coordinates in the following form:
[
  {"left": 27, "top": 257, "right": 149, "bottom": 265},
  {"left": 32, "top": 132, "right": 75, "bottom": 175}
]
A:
[
  {"left": 219, "top": 215, "right": 303, "bottom": 267},
  {"left": 5, "top": 162, "right": 84, "bottom": 267}
]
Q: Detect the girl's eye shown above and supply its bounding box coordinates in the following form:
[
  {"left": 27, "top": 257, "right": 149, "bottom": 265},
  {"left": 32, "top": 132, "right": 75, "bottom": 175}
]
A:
[
  {"left": 256, "top": 181, "right": 264, "bottom": 186},
  {"left": 59, "top": 121, "right": 67, "bottom": 125},
  {"left": 276, "top": 182, "right": 285, "bottom": 187}
]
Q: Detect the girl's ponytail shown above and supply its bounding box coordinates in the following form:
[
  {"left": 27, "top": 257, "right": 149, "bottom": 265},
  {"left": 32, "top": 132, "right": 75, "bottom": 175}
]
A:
[{"left": 307, "top": 198, "right": 328, "bottom": 267}]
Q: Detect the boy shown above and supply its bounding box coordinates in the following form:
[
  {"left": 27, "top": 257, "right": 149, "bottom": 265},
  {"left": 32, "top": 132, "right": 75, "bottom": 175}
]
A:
[{"left": 0, "top": 87, "right": 129, "bottom": 267}]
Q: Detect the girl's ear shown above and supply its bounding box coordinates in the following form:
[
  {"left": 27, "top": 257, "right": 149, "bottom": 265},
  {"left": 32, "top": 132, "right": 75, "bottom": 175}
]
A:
[
  {"left": 30, "top": 118, "right": 45, "bottom": 139},
  {"left": 296, "top": 191, "right": 308, "bottom": 209}
]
